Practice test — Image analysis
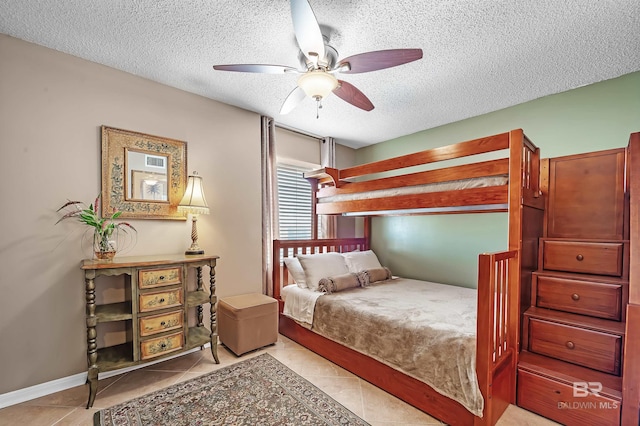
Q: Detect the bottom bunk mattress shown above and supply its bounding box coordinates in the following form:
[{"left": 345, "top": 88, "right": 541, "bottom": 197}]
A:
[{"left": 282, "top": 278, "right": 483, "bottom": 416}]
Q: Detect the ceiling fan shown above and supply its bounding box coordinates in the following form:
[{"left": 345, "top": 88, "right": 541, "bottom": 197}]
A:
[{"left": 212, "top": 0, "right": 423, "bottom": 117}]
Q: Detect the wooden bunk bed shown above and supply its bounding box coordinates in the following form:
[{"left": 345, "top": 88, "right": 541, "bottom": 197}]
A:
[
  {"left": 621, "top": 131, "right": 640, "bottom": 425},
  {"left": 272, "top": 129, "right": 545, "bottom": 426}
]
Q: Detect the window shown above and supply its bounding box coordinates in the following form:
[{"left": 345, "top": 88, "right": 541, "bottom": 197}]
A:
[{"left": 277, "top": 164, "right": 313, "bottom": 240}]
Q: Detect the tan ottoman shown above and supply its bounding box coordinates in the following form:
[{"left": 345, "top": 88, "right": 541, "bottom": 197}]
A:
[{"left": 218, "top": 293, "right": 278, "bottom": 356}]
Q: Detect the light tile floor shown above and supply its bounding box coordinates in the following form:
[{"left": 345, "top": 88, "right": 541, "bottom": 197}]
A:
[{"left": 0, "top": 334, "right": 560, "bottom": 425}]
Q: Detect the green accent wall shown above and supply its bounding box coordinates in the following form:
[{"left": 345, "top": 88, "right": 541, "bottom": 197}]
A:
[{"left": 358, "top": 71, "right": 640, "bottom": 288}]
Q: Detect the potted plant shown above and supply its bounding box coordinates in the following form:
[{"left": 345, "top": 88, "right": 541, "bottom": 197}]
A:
[{"left": 56, "top": 195, "right": 136, "bottom": 260}]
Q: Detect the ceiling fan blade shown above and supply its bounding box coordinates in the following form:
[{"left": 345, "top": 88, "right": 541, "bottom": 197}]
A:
[
  {"left": 337, "top": 48, "right": 423, "bottom": 74},
  {"left": 333, "top": 80, "right": 374, "bottom": 111},
  {"left": 213, "top": 64, "right": 298, "bottom": 74},
  {"left": 280, "top": 86, "right": 307, "bottom": 115},
  {"left": 290, "top": 0, "right": 325, "bottom": 62}
]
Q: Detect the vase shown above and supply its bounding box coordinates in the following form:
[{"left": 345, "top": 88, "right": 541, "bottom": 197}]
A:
[
  {"left": 93, "top": 230, "right": 117, "bottom": 261},
  {"left": 94, "top": 250, "right": 116, "bottom": 261}
]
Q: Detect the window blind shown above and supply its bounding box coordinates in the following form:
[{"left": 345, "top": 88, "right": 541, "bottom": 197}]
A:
[{"left": 277, "top": 164, "right": 313, "bottom": 240}]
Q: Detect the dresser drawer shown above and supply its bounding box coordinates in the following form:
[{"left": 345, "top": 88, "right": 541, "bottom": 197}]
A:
[
  {"left": 139, "top": 288, "right": 183, "bottom": 313},
  {"left": 517, "top": 369, "right": 621, "bottom": 426},
  {"left": 534, "top": 275, "right": 623, "bottom": 320},
  {"left": 140, "top": 332, "right": 184, "bottom": 360},
  {"left": 527, "top": 318, "right": 621, "bottom": 374},
  {"left": 139, "top": 267, "right": 182, "bottom": 289},
  {"left": 542, "top": 240, "right": 623, "bottom": 276},
  {"left": 139, "top": 310, "right": 184, "bottom": 337}
]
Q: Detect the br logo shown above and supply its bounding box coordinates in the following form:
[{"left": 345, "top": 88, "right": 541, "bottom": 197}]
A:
[{"left": 573, "top": 381, "right": 603, "bottom": 397}]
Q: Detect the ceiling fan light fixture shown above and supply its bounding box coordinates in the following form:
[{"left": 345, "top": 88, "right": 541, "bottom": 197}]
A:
[{"left": 297, "top": 70, "right": 338, "bottom": 100}]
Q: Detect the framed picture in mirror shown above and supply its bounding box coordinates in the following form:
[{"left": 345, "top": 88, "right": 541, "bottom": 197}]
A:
[{"left": 101, "top": 126, "right": 187, "bottom": 220}]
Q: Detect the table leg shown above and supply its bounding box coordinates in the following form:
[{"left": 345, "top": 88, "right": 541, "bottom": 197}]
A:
[
  {"left": 209, "top": 265, "right": 220, "bottom": 364},
  {"left": 85, "top": 274, "right": 98, "bottom": 408}
]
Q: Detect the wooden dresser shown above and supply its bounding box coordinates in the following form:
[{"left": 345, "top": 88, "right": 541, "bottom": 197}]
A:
[
  {"left": 81, "top": 254, "right": 220, "bottom": 408},
  {"left": 517, "top": 149, "right": 628, "bottom": 425}
]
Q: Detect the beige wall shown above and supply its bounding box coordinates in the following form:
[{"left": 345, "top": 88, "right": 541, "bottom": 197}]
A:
[
  {"left": 0, "top": 35, "right": 263, "bottom": 394},
  {"left": 335, "top": 143, "right": 356, "bottom": 170}
]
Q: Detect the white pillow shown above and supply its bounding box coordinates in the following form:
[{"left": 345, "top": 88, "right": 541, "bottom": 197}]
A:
[
  {"left": 283, "top": 257, "right": 307, "bottom": 288},
  {"left": 297, "top": 252, "right": 350, "bottom": 291},
  {"left": 342, "top": 250, "right": 383, "bottom": 273}
]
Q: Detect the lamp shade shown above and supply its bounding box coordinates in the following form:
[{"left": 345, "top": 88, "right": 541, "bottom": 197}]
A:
[
  {"left": 178, "top": 172, "right": 210, "bottom": 215},
  {"left": 297, "top": 70, "right": 338, "bottom": 100}
]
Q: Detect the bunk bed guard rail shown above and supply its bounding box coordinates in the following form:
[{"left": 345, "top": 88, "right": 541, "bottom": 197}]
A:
[
  {"left": 304, "top": 129, "right": 541, "bottom": 216},
  {"left": 477, "top": 249, "right": 519, "bottom": 421}
]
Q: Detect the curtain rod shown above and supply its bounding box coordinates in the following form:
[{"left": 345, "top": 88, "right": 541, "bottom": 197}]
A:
[{"left": 275, "top": 123, "right": 325, "bottom": 141}]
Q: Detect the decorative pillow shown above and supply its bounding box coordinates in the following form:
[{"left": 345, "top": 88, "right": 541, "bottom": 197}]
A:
[
  {"left": 342, "top": 250, "right": 383, "bottom": 273},
  {"left": 297, "top": 252, "right": 350, "bottom": 291},
  {"left": 283, "top": 257, "right": 307, "bottom": 288},
  {"left": 317, "top": 273, "right": 363, "bottom": 294},
  {"left": 363, "top": 267, "right": 393, "bottom": 284}
]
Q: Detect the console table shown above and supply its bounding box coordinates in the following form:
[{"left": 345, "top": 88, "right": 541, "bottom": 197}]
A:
[{"left": 81, "top": 254, "right": 220, "bottom": 408}]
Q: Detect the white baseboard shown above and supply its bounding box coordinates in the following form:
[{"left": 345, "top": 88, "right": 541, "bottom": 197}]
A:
[
  {"left": 0, "top": 372, "right": 88, "bottom": 410},
  {"left": 0, "top": 344, "right": 210, "bottom": 409}
]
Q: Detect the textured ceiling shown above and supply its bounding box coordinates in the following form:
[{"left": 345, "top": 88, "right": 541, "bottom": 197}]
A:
[{"left": 1, "top": 1, "right": 639, "bottom": 148}]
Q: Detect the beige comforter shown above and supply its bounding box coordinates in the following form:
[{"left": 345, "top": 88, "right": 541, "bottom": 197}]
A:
[{"left": 312, "top": 278, "right": 483, "bottom": 416}]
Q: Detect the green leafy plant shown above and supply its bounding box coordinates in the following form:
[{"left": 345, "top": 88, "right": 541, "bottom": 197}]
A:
[{"left": 56, "top": 195, "right": 136, "bottom": 253}]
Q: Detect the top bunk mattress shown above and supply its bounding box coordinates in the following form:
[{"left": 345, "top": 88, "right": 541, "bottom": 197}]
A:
[{"left": 317, "top": 175, "right": 508, "bottom": 204}]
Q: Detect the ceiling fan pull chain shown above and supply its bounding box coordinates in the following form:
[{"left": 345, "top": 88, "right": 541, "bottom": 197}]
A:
[{"left": 316, "top": 98, "right": 321, "bottom": 119}]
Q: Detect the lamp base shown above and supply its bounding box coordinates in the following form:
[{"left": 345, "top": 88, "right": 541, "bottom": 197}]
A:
[{"left": 184, "top": 214, "right": 204, "bottom": 255}]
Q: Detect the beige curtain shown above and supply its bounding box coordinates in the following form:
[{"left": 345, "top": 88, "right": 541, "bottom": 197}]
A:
[
  {"left": 261, "top": 116, "right": 279, "bottom": 296},
  {"left": 319, "top": 136, "right": 337, "bottom": 239}
]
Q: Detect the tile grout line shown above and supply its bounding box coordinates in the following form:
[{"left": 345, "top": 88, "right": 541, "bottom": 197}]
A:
[
  {"left": 51, "top": 407, "right": 83, "bottom": 426},
  {"left": 356, "top": 377, "right": 368, "bottom": 423}
]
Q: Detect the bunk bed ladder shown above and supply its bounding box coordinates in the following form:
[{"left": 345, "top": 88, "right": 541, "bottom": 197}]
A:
[{"left": 622, "top": 132, "right": 640, "bottom": 425}]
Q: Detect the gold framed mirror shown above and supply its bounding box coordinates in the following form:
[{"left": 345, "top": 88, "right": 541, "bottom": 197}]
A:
[{"left": 101, "top": 126, "right": 187, "bottom": 220}]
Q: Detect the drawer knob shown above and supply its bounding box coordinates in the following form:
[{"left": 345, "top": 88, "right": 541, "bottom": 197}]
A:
[
  {"left": 159, "top": 276, "right": 165, "bottom": 280},
  {"left": 159, "top": 298, "right": 165, "bottom": 303},
  {"left": 160, "top": 321, "right": 166, "bottom": 326},
  {"left": 566, "top": 341, "right": 575, "bottom": 350},
  {"left": 571, "top": 293, "right": 580, "bottom": 301},
  {"left": 160, "top": 343, "right": 167, "bottom": 349},
  {"left": 576, "top": 254, "right": 584, "bottom": 261}
]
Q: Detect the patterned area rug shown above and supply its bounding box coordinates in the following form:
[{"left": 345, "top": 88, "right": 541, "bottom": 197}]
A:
[{"left": 94, "top": 353, "right": 369, "bottom": 425}]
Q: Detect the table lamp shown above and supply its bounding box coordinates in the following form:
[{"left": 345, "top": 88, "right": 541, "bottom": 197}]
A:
[{"left": 178, "top": 171, "right": 209, "bottom": 255}]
